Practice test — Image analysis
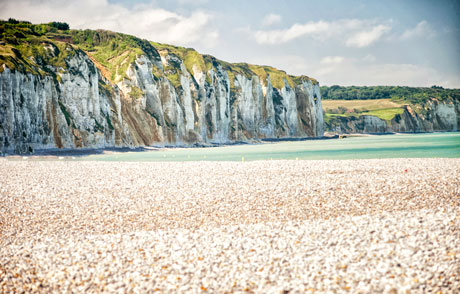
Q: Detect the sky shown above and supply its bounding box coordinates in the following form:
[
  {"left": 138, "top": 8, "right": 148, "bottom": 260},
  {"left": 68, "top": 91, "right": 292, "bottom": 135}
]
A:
[{"left": 1, "top": 0, "right": 459, "bottom": 88}]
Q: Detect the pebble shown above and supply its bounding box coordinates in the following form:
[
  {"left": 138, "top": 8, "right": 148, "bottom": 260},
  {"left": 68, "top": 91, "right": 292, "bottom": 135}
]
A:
[{"left": 0, "top": 158, "right": 459, "bottom": 293}]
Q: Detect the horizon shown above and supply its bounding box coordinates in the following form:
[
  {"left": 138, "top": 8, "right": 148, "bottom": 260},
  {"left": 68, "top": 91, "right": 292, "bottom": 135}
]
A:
[{"left": 1, "top": 0, "right": 459, "bottom": 88}]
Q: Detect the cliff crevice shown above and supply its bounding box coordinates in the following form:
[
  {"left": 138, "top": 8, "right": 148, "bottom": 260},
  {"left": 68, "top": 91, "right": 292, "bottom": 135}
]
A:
[{"left": 0, "top": 22, "right": 323, "bottom": 154}]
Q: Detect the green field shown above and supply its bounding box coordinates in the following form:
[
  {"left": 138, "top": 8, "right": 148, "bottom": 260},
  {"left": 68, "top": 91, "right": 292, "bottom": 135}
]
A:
[
  {"left": 322, "top": 99, "right": 405, "bottom": 122},
  {"left": 79, "top": 132, "right": 460, "bottom": 162},
  {"left": 322, "top": 99, "right": 403, "bottom": 112}
]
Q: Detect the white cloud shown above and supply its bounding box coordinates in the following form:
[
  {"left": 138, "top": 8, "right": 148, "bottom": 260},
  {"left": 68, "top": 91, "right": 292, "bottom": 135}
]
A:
[
  {"left": 345, "top": 24, "right": 391, "bottom": 48},
  {"left": 312, "top": 57, "right": 455, "bottom": 87},
  {"left": 401, "top": 20, "right": 435, "bottom": 40},
  {"left": 0, "top": 0, "right": 219, "bottom": 48},
  {"left": 362, "top": 54, "right": 376, "bottom": 63},
  {"left": 176, "top": 0, "right": 209, "bottom": 5},
  {"left": 240, "top": 53, "right": 460, "bottom": 88},
  {"left": 246, "top": 55, "right": 308, "bottom": 74},
  {"left": 261, "top": 13, "right": 282, "bottom": 26},
  {"left": 321, "top": 56, "right": 345, "bottom": 65},
  {"left": 245, "top": 19, "right": 391, "bottom": 47},
  {"left": 252, "top": 20, "right": 331, "bottom": 44}
]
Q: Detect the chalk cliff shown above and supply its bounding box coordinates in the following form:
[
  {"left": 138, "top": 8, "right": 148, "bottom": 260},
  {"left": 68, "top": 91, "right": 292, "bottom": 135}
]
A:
[
  {"left": 0, "top": 22, "right": 323, "bottom": 154},
  {"left": 325, "top": 99, "right": 459, "bottom": 134}
]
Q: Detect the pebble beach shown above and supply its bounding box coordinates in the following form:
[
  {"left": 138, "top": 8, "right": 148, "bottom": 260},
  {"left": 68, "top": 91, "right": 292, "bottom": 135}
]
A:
[{"left": 1, "top": 158, "right": 459, "bottom": 293}]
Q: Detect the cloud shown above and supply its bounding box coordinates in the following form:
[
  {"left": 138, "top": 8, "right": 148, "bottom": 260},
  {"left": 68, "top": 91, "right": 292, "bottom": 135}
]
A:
[
  {"left": 362, "top": 54, "right": 376, "bottom": 62},
  {"left": 245, "top": 19, "right": 391, "bottom": 47},
  {"left": 176, "top": 0, "right": 209, "bottom": 5},
  {"left": 312, "top": 57, "right": 455, "bottom": 87},
  {"left": 261, "top": 13, "right": 282, "bottom": 26},
  {"left": 401, "top": 20, "right": 435, "bottom": 40},
  {"left": 246, "top": 54, "right": 308, "bottom": 74},
  {"left": 239, "top": 53, "right": 459, "bottom": 88},
  {"left": 251, "top": 20, "right": 331, "bottom": 44},
  {"left": 345, "top": 24, "right": 391, "bottom": 48},
  {"left": 320, "top": 56, "right": 345, "bottom": 65},
  {"left": 0, "top": 0, "right": 219, "bottom": 48}
]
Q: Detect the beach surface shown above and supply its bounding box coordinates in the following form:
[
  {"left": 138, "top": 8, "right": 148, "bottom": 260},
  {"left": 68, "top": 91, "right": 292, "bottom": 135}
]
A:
[{"left": 1, "top": 158, "right": 459, "bottom": 293}]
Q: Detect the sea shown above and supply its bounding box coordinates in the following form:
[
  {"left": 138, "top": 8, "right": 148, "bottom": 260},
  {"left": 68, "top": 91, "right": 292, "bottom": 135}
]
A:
[{"left": 80, "top": 132, "right": 460, "bottom": 162}]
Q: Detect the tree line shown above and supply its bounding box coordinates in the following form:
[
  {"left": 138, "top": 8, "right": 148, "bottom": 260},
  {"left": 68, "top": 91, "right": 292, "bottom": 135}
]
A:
[{"left": 320, "top": 85, "right": 460, "bottom": 104}]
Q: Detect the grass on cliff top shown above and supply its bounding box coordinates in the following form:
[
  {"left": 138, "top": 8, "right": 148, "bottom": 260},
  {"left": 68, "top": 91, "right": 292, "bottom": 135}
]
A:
[
  {"left": 151, "top": 42, "right": 206, "bottom": 74},
  {"left": 324, "top": 108, "right": 405, "bottom": 123},
  {"left": 246, "top": 64, "right": 294, "bottom": 89},
  {"left": 219, "top": 62, "right": 296, "bottom": 90},
  {"left": 71, "top": 30, "right": 159, "bottom": 83},
  {"left": 1, "top": 20, "right": 319, "bottom": 91},
  {"left": 151, "top": 41, "right": 210, "bottom": 86},
  {"left": 0, "top": 23, "right": 161, "bottom": 83},
  {"left": 230, "top": 63, "right": 317, "bottom": 90},
  {"left": 323, "top": 99, "right": 405, "bottom": 123},
  {"left": 150, "top": 41, "right": 317, "bottom": 90},
  {"left": 0, "top": 20, "right": 79, "bottom": 75},
  {"left": 364, "top": 108, "right": 405, "bottom": 121},
  {"left": 149, "top": 42, "right": 203, "bottom": 87},
  {"left": 322, "top": 99, "right": 404, "bottom": 112}
]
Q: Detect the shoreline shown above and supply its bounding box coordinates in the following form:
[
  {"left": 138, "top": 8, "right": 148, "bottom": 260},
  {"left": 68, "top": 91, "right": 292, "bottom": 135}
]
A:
[
  {"left": 2, "top": 131, "right": 458, "bottom": 159},
  {"left": 3, "top": 135, "right": 340, "bottom": 158}
]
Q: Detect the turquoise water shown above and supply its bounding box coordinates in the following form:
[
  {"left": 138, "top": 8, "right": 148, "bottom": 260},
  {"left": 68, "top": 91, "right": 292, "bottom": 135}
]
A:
[{"left": 82, "top": 132, "right": 460, "bottom": 161}]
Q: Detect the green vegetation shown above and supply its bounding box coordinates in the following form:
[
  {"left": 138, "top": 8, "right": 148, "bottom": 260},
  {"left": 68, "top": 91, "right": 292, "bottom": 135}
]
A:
[
  {"left": 322, "top": 99, "right": 406, "bottom": 122},
  {"left": 202, "top": 56, "right": 251, "bottom": 88},
  {"left": 0, "top": 19, "right": 77, "bottom": 76},
  {"left": 152, "top": 42, "right": 207, "bottom": 74},
  {"left": 291, "top": 75, "right": 319, "bottom": 86},
  {"left": 151, "top": 42, "right": 209, "bottom": 86},
  {"left": 72, "top": 29, "right": 158, "bottom": 82},
  {"left": 58, "top": 101, "right": 72, "bottom": 126},
  {"left": 320, "top": 85, "right": 460, "bottom": 105},
  {"left": 105, "top": 113, "right": 114, "bottom": 131},
  {"left": 150, "top": 42, "right": 189, "bottom": 87},
  {"left": 201, "top": 56, "right": 314, "bottom": 90},
  {"left": 323, "top": 113, "right": 345, "bottom": 125},
  {"left": 320, "top": 86, "right": 459, "bottom": 122},
  {"left": 364, "top": 108, "right": 405, "bottom": 121},
  {"left": 49, "top": 22, "right": 69, "bottom": 31},
  {"left": 322, "top": 99, "right": 403, "bottom": 112},
  {"left": 98, "top": 80, "right": 114, "bottom": 96},
  {"left": 93, "top": 119, "right": 104, "bottom": 132},
  {"left": 0, "top": 19, "right": 318, "bottom": 93},
  {"left": 128, "top": 86, "right": 144, "bottom": 99},
  {"left": 165, "top": 72, "right": 181, "bottom": 88},
  {"left": 324, "top": 107, "right": 404, "bottom": 123}
]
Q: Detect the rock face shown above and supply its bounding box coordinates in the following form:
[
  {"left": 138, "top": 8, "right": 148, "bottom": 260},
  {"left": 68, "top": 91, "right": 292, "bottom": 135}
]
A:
[
  {"left": 326, "top": 99, "right": 460, "bottom": 134},
  {"left": 0, "top": 31, "right": 323, "bottom": 154}
]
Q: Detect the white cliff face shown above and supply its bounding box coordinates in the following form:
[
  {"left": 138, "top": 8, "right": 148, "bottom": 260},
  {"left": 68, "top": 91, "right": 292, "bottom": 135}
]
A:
[
  {"left": 281, "top": 85, "right": 298, "bottom": 136},
  {"left": 427, "top": 100, "right": 458, "bottom": 131},
  {"left": 312, "top": 83, "right": 324, "bottom": 136},
  {"left": 362, "top": 116, "right": 390, "bottom": 133},
  {"left": 0, "top": 49, "right": 325, "bottom": 153},
  {"left": 326, "top": 99, "right": 459, "bottom": 134},
  {"left": 390, "top": 100, "right": 459, "bottom": 133},
  {"left": 0, "top": 50, "right": 120, "bottom": 154}
]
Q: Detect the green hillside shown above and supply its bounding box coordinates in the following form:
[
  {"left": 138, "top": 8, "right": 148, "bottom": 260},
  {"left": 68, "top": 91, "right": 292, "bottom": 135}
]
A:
[
  {"left": 320, "top": 85, "right": 460, "bottom": 105},
  {"left": 0, "top": 19, "right": 317, "bottom": 89},
  {"left": 320, "top": 85, "right": 460, "bottom": 122}
]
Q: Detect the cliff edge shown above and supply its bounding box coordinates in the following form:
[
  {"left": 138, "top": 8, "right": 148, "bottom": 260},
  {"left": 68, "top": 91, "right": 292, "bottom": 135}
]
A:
[
  {"left": 0, "top": 21, "right": 323, "bottom": 154},
  {"left": 325, "top": 99, "right": 459, "bottom": 134}
]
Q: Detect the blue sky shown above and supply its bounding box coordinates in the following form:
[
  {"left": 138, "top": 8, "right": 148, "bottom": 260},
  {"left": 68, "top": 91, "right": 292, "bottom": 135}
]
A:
[{"left": 1, "top": 0, "right": 459, "bottom": 87}]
